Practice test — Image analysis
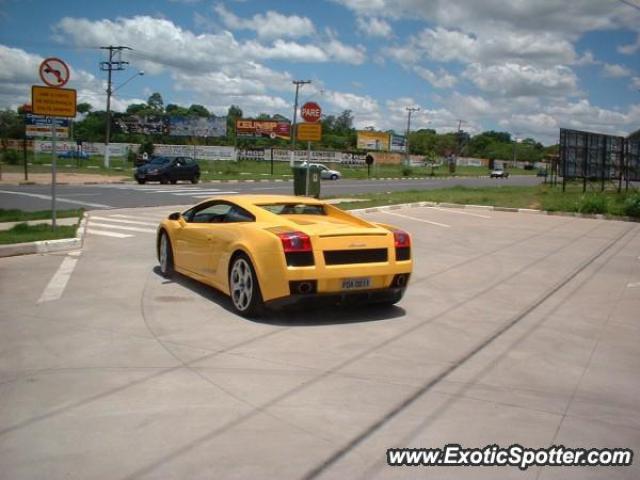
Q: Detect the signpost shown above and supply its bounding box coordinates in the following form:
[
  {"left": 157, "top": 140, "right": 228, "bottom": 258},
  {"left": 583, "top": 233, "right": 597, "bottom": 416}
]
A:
[
  {"left": 32, "top": 57, "right": 75, "bottom": 229},
  {"left": 299, "top": 102, "right": 322, "bottom": 196}
]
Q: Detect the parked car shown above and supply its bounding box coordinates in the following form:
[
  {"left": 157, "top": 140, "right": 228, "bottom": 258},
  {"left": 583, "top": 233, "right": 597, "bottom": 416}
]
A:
[
  {"left": 157, "top": 195, "right": 412, "bottom": 316},
  {"left": 57, "top": 150, "right": 89, "bottom": 160},
  {"left": 490, "top": 168, "right": 509, "bottom": 178},
  {"left": 134, "top": 156, "right": 200, "bottom": 184},
  {"left": 536, "top": 169, "right": 548, "bottom": 177},
  {"left": 301, "top": 162, "right": 341, "bottom": 180}
]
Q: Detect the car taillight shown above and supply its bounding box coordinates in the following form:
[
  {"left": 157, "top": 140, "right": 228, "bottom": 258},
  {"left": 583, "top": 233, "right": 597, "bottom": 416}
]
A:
[
  {"left": 277, "top": 231, "right": 312, "bottom": 252},
  {"left": 393, "top": 229, "right": 411, "bottom": 248}
]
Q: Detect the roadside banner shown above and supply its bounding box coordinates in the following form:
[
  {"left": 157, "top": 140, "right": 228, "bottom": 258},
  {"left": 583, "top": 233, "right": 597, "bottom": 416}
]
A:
[
  {"left": 114, "top": 115, "right": 167, "bottom": 135},
  {"left": 236, "top": 119, "right": 290, "bottom": 140},
  {"left": 390, "top": 133, "right": 407, "bottom": 152},
  {"left": 357, "top": 131, "right": 390, "bottom": 151}
]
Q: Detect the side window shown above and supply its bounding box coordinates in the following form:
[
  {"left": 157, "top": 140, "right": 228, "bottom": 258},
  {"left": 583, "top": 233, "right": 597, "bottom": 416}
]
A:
[
  {"left": 224, "top": 205, "right": 255, "bottom": 223},
  {"left": 189, "top": 203, "right": 232, "bottom": 223}
]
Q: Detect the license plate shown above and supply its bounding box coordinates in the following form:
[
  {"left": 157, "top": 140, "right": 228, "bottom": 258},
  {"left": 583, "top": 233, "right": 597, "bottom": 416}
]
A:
[{"left": 341, "top": 277, "right": 371, "bottom": 290}]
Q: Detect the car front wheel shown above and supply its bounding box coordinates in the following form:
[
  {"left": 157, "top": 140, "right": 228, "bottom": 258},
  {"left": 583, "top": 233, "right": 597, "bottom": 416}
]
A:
[
  {"left": 330, "top": 174, "right": 338, "bottom": 180},
  {"left": 158, "top": 231, "right": 174, "bottom": 278},
  {"left": 229, "top": 254, "right": 263, "bottom": 317}
]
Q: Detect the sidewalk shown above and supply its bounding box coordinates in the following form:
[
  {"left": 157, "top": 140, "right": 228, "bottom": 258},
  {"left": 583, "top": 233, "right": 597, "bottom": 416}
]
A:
[{"left": 0, "top": 216, "right": 78, "bottom": 231}]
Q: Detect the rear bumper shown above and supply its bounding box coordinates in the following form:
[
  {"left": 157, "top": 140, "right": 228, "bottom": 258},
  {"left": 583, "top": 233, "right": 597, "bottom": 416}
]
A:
[{"left": 265, "top": 287, "right": 406, "bottom": 309}]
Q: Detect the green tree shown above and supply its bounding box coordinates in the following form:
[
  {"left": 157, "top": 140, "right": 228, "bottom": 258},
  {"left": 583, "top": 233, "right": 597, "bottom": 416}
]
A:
[
  {"left": 147, "top": 92, "right": 164, "bottom": 113},
  {"left": 166, "top": 104, "right": 189, "bottom": 116},
  {"left": 76, "top": 102, "right": 93, "bottom": 114},
  {"left": 187, "top": 104, "right": 209, "bottom": 117},
  {"left": 227, "top": 105, "right": 243, "bottom": 138}
]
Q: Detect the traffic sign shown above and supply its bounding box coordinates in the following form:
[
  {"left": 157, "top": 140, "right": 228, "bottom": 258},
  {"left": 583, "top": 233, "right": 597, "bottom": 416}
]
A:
[
  {"left": 301, "top": 102, "right": 321, "bottom": 123},
  {"left": 296, "top": 122, "right": 322, "bottom": 142},
  {"left": 31, "top": 86, "right": 77, "bottom": 118},
  {"left": 39, "top": 57, "right": 70, "bottom": 88}
]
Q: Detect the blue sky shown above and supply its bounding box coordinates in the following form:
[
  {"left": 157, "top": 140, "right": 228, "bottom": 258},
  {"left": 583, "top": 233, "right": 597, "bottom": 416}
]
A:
[{"left": 1, "top": 0, "right": 639, "bottom": 144}]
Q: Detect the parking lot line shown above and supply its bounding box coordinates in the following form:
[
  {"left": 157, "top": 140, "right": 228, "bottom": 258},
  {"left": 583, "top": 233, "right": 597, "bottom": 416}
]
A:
[
  {"left": 86, "top": 229, "right": 133, "bottom": 238},
  {"left": 381, "top": 210, "right": 451, "bottom": 228},
  {"left": 90, "top": 216, "right": 158, "bottom": 226},
  {"left": 37, "top": 255, "right": 79, "bottom": 303},
  {"left": 425, "top": 206, "right": 491, "bottom": 219},
  {"left": 88, "top": 222, "right": 156, "bottom": 233}
]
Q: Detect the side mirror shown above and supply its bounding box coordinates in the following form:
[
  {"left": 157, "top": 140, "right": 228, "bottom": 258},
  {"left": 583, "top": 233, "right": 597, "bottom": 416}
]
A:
[{"left": 168, "top": 212, "right": 181, "bottom": 221}]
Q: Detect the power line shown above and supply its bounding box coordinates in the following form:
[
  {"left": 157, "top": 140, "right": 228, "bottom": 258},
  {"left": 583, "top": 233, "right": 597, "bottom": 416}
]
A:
[{"left": 618, "top": 0, "right": 640, "bottom": 11}]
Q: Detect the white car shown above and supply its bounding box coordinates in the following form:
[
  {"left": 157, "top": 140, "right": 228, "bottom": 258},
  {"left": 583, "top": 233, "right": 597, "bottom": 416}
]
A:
[
  {"left": 490, "top": 168, "right": 509, "bottom": 178},
  {"left": 301, "top": 163, "right": 342, "bottom": 180}
]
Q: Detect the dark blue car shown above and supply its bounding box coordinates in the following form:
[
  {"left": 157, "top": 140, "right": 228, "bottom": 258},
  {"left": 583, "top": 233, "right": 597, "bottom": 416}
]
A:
[{"left": 134, "top": 156, "right": 200, "bottom": 184}]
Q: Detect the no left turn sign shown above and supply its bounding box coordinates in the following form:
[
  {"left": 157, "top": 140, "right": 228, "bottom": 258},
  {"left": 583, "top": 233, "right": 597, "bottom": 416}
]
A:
[{"left": 39, "top": 57, "right": 70, "bottom": 88}]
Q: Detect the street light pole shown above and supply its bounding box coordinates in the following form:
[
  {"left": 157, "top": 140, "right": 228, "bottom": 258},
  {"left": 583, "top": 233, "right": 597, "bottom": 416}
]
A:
[
  {"left": 405, "top": 107, "right": 420, "bottom": 165},
  {"left": 291, "top": 80, "right": 311, "bottom": 155},
  {"left": 100, "top": 45, "right": 131, "bottom": 168}
]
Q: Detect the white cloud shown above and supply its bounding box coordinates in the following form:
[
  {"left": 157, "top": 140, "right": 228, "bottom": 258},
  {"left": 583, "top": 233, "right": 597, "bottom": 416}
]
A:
[
  {"left": 323, "top": 38, "right": 367, "bottom": 64},
  {"left": 356, "top": 16, "right": 392, "bottom": 38},
  {"left": 632, "top": 76, "right": 640, "bottom": 90},
  {"left": 618, "top": 33, "right": 640, "bottom": 54},
  {"left": 413, "top": 66, "right": 457, "bottom": 88},
  {"left": 465, "top": 63, "right": 578, "bottom": 98},
  {"left": 214, "top": 3, "right": 315, "bottom": 39},
  {"left": 602, "top": 63, "right": 632, "bottom": 78},
  {"left": 573, "top": 50, "right": 599, "bottom": 66}
]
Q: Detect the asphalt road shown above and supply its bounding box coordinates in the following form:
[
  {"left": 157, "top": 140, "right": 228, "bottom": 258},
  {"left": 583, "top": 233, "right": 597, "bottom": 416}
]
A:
[
  {"left": 0, "top": 175, "right": 543, "bottom": 211},
  {"left": 1, "top": 204, "right": 638, "bottom": 479}
]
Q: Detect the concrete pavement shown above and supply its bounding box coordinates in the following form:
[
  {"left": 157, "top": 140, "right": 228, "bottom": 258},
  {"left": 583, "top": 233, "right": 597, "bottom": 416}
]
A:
[{"left": 0, "top": 205, "right": 638, "bottom": 479}]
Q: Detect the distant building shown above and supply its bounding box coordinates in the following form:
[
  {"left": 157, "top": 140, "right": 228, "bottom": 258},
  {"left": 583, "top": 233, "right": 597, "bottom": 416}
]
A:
[{"left": 628, "top": 128, "right": 640, "bottom": 142}]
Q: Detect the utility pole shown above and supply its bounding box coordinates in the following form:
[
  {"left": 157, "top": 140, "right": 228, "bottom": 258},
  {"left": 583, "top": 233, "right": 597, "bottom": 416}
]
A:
[
  {"left": 405, "top": 107, "right": 420, "bottom": 165},
  {"left": 100, "top": 45, "right": 131, "bottom": 168},
  {"left": 291, "top": 80, "right": 311, "bottom": 154}
]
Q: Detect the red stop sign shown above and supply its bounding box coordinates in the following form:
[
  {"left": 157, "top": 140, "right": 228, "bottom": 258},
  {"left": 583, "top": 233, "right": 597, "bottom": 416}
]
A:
[{"left": 301, "top": 102, "right": 321, "bottom": 123}]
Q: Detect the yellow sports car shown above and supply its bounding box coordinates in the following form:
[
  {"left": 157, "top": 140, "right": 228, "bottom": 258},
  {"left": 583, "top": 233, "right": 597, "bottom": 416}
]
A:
[{"left": 157, "top": 195, "right": 412, "bottom": 316}]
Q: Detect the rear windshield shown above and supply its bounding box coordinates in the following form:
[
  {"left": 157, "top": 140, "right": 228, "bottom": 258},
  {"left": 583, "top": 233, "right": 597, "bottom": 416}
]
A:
[{"left": 259, "top": 203, "right": 326, "bottom": 215}]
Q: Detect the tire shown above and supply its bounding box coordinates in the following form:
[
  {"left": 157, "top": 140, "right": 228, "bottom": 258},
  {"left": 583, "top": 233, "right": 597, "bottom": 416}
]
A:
[
  {"left": 228, "top": 254, "right": 264, "bottom": 317},
  {"left": 160, "top": 176, "right": 169, "bottom": 185},
  {"left": 158, "top": 231, "right": 175, "bottom": 278},
  {"left": 375, "top": 290, "right": 404, "bottom": 307},
  {"left": 170, "top": 178, "right": 178, "bottom": 184},
  {"left": 191, "top": 174, "right": 200, "bottom": 184},
  {"left": 137, "top": 179, "right": 146, "bottom": 184},
  {"left": 330, "top": 174, "right": 338, "bottom": 180}
]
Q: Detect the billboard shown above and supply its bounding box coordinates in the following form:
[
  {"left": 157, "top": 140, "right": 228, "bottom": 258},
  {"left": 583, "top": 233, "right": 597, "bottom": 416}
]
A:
[
  {"left": 114, "top": 115, "right": 167, "bottom": 135},
  {"left": 168, "top": 116, "right": 227, "bottom": 137},
  {"left": 236, "top": 119, "right": 290, "bottom": 140},
  {"left": 390, "top": 133, "right": 406, "bottom": 152},
  {"left": 25, "top": 114, "right": 70, "bottom": 139},
  {"left": 559, "top": 128, "right": 624, "bottom": 181},
  {"left": 357, "top": 131, "right": 390, "bottom": 151}
]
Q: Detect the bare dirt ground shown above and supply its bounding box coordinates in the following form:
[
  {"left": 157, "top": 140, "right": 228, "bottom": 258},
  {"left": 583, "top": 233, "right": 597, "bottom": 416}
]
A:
[{"left": 0, "top": 172, "right": 129, "bottom": 185}]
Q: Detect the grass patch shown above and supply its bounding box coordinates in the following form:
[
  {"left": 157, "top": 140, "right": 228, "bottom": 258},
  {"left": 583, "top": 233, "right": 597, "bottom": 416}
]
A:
[
  {"left": 0, "top": 223, "right": 77, "bottom": 245},
  {"left": 335, "top": 184, "right": 640, "bottom": 219},
  {"left": 0, "top": 209, "right": 83, "bottom": 223}
]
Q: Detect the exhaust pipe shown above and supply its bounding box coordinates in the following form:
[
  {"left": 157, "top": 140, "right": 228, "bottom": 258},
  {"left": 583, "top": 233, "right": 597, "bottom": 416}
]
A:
[
  {"left": 393, "top": 274, "right": 408, "bottom": 287},
  {"left": 297, "top": 282, "right": 313, "bottom": 294}
]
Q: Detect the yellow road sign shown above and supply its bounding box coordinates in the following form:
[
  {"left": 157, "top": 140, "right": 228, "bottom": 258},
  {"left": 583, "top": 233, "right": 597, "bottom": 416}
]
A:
[
  {"left": 31, "top": 86, "right": 77, "bottom": 118},
  {"left": 296, "top": 122, "right": 322, "bottom": 142}
]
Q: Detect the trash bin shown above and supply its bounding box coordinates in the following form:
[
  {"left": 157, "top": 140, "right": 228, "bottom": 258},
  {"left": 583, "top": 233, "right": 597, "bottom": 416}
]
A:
[{"left": 292, "top": 163, "right": 321, "bottom": 198}]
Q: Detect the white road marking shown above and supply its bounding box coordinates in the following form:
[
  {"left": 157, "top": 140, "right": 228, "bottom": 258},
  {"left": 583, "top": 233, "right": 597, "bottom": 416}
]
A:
[
  {"left": 627, "top": 282, "right": 640, "bottom": 288},
  {"left": 381, "top": 210, "right": 451, "bottom": 228},
  {"left": 87, "top": 229, "right": 133, "bottom": 238},
  {"left": 425, "top": 206, "right": 491, "bottom": 219},
  {"left": 191, "top": 193, "right": 240, "bottom": 198},
  {"left": 173, "top": 191, "right": 238, "bottom": 196},
  {"left": 90, "top": 216, "right": 158, "bottom": 226},
  {"left": 38, "top": 255, "right": 79, "bottom": 303},
  {"left": 0, "top": 189, "right": 112, "bottom": 208},
  {"left": 110, "top": 214, "right": 170, "bottom": 220},
  {"left": 89, "top": 222, "right": 155, "bottom": 233}
]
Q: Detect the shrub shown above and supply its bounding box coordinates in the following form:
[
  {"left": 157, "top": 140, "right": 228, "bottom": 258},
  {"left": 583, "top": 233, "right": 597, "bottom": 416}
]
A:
[
  {"left": 577, "top": 194, "right": 608, "bottom": 214},
  {"left": 2, "top": 149, "right": 20, "bottom": 165},
  {"left": 623, "top": 193, "right": 640, "bottom": 218},
  {"left": 401, "top": 165, "right": 413, "bottom": 176}
]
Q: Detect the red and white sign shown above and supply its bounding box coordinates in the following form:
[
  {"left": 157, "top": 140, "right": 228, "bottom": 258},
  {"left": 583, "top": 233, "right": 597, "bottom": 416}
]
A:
[
  {"left": 39, "top": 57, "right": 70, "bottom": 88},
  {"left": 301, "top": 102, "right": 321, "bottom": 123}
]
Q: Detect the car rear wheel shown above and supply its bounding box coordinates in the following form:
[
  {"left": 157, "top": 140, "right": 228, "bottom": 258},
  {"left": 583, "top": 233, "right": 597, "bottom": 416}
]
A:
[
  {"left": 137, "top": 179, "right": 146, "bottom": 184},
  {"left": 160, "top": 176, "right": 169, "bottom": 185},
  {"left": 191, "top": 174, "right": 200, "bottom": 184},
  {"left": 229, "top": 254, "right": 263, "bottom": 317},
  {"left": 170, "top": 178, "right": 178, "bottom": 184},
  {"left": 158, "top": 231, "right": 174, "bottom": 278}
]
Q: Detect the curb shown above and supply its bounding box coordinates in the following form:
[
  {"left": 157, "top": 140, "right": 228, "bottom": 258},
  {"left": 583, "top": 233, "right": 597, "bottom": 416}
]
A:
[
  {"left": 348, "top": 201, "right": 640, "bottom": 223},
  {"left": 0, "top": 213, "right": 88, "bottom": 258}
]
